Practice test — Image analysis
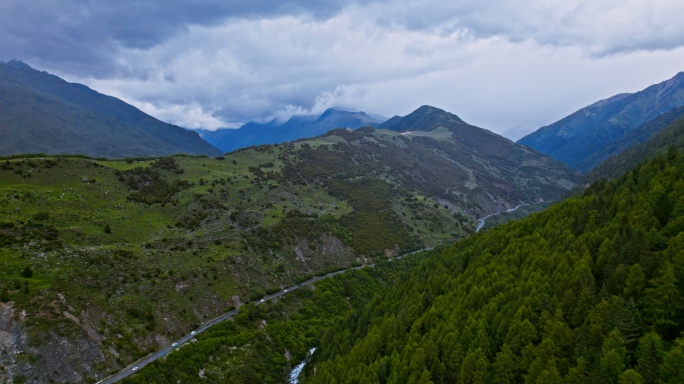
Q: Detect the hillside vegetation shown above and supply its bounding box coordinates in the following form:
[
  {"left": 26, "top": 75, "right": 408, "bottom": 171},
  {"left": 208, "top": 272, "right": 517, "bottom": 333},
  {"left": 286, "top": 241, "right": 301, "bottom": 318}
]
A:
[
  {"left": 0, "top": 119, "right": 577, "bottom": 381},
  {"left": 124, "top": 250, "right": 432, "bottom": 383},
  {"left": 588, "top": 112, "right": 684, "bottom": 181},
  {"left": 578, "top": 106, "right": 684, "bottom": 172},
  {"left": 303, "top": 150, "right": 684, "bottom": 384}
]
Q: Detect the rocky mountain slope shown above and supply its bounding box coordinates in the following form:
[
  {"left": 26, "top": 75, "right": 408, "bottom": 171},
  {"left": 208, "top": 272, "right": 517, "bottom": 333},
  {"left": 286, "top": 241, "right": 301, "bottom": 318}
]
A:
[
  {"left": 197, "top": 108, "right": 384, "bottom": 153},
  {"left": 0, "top": 60, "right": 221, "bottom": 158},
  {"left": 0, "top": 105, "right": 579, "bottom": 382},
  {"left": 518, "top": 72, "right": 684, "bottom": 171}
]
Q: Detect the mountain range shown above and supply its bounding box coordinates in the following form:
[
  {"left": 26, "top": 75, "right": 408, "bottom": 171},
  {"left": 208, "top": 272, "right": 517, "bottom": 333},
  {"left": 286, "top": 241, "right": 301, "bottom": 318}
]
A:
[
  {"left": 518, "top": 71, "right": 684, "bottom": 171},
  {"left": 0, "top": 104, "right": 579, "bottom": 382},
  {"left": 196, "top": 108, "right": 385, "bottom": 153},
  {"left": 4, "top": 58, "right": 684, "bottom": 383},
  {"left": 0, "top": 60, "right": 221, "bottom": 158}
]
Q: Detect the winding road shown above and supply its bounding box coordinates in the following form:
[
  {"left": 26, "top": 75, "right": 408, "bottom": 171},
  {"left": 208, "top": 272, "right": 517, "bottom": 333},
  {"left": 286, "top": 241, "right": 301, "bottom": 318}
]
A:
[
  {"left": 96, "top": 247, "right": 431, "bottom": 383},
  {"left": 476, "top": 203, "right": 525, "bottom": 233}
]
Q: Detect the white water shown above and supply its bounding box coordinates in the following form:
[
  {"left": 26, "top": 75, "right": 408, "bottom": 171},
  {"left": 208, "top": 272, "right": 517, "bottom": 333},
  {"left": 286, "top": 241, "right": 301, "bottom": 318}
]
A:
[
  {"left": 476, "top": 204, "right": 525, "bottom": 233},
  {"left": 289, "top": 348, "right": 316, "bottom": 384}
]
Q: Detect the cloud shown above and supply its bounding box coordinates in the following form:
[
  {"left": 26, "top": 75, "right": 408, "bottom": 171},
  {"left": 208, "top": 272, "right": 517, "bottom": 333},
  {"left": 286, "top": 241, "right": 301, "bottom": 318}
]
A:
[
  {"left": 0, "top": 0, "right": 388, "bottom": 77},
  {"left": 80, "top": 13, "right": 486, "bottom": 127},
  {"left": 368, "top": 0, "right": 684, "bottom": 56},
  {"left": 2, "top": 1, "right": 684, "bottom": 134}
]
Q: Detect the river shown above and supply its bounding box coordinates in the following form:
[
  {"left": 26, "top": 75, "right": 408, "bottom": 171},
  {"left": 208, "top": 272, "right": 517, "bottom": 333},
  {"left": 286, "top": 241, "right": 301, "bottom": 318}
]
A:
[{"left": 288, "top": 348, "right": 317, "bottom": 384}]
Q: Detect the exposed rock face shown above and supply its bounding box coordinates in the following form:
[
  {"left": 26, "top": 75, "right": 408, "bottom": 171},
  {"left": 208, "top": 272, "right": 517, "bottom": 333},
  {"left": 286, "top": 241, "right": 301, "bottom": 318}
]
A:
[
  {"left": 293, "top": 233, "right": 357, "bottom": 273},
  {"left": 0, "top": 302, "right": 109, "bottom": 383},
  {"left": 0, "top": 302, "right": 25, "bottom": 382}
]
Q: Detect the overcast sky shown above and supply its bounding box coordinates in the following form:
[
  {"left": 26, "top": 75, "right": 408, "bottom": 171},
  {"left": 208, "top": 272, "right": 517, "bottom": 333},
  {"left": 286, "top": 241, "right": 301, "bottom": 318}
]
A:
[{"left": 2, "top": 0, "right": 684, "bottom": 139}]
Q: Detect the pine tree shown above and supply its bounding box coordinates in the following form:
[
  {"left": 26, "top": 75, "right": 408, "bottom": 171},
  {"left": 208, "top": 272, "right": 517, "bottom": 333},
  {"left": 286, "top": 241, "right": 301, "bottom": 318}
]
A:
[
  {"left": 492, "top": 344, "right": 517, "bottom": 384},
  {"left": 660, "top": 342, "right": 684, "bottom": 384},
  {"left": 564, "top": 357, "right": 588, "bottom": 384},
  {"left": 644, "top": 263, "right": 681, "bottom": 334},
  {"left": 612, "top": 298, "right": 642, "bottom": 352},
  {"left": 618, "top": 369, "right": 643, "bottom": 384},
  {"left": 600, "top": 329, "right": 628, "bottom": 383},
  {"left": 636, "top": 332, "right": 663, "bottom": 384}
]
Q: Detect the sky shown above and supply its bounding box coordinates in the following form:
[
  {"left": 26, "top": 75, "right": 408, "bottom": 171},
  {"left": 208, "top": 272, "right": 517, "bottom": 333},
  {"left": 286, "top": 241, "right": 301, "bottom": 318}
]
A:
[{"left": 2, "top": 1, "right": 684, "bottom": 140}]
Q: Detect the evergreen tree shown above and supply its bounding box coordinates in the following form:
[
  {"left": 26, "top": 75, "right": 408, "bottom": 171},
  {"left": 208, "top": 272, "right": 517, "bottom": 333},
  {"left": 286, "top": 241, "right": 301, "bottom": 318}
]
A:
[
  {"left": 636, "top": 332, "right": 664, "bottom": 384},
  {"left": 618, "top": 369, "right": 644, "bottom": 384}
]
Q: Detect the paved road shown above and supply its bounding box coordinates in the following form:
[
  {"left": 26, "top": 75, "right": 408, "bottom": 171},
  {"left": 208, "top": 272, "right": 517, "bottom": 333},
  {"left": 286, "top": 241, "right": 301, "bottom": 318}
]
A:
[{"left": 96, "top": 248, "right": 431, "bottom": 383}]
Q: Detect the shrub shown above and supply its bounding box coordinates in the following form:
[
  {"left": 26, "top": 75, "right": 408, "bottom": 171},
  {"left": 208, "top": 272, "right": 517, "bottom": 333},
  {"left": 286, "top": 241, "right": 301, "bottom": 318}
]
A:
[
  {"left": 21, "top": 267, "right": 33, "bottom": 278},
  {"left": 32, "top": 211, "right": 49, "bottom": 221}
]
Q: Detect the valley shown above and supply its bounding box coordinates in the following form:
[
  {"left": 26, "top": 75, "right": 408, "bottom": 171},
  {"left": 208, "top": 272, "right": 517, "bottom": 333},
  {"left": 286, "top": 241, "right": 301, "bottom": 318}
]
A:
[
  {"left": 2, "top": 1, "right": 684, "bottom": 382},
  {"left": 0, "top": 106, "right": 578, "bottom": 382}
]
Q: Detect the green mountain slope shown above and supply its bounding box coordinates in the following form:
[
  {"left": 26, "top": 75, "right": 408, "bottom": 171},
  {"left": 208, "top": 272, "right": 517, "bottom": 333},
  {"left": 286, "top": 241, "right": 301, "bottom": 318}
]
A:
[
  {"left": 304, "top": 151, "right": 684, "bottom": 384},
  {"left": 578, "top": 105, "right": 684, "bottom": 172},
  {"left": 0, "top": 60, "right": 221, "bottom": 157},
  {"left": 518, "top": 72, "right": 684, "bottom": 171},
  {"left": 125, "top": 250, "right": 433, "bottom": 384},
  {"left": 0, "top": 108, "right": 578, "bottom": 381},
  {"left": 588, "top": 111, "right": 684, "bottom": 181}
]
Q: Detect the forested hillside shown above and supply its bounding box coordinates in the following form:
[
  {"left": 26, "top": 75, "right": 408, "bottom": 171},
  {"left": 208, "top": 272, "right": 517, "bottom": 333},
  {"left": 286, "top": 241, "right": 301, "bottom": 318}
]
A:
[
  {"left": 578, "top": 106, "right": 684, "bottom": 172},
  {"left": 0, "top": 120, "right": 576, "bottom": 382},
  {"left": 588, "top": 113, "right": 684, "bottom": 181},
  {"left": 304, "top": 150, "right": 684, "bottom": 384},
  {"left": 123, "top": 250, "right": 432, "bottom": 383}
]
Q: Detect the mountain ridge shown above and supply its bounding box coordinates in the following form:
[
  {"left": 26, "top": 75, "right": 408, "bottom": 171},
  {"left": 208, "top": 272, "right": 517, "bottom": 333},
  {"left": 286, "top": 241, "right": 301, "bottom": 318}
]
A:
[
  {"left": 197, "top": 108, "right": 385, "bottom": 153},
  {"left": 0, "top": 60, "right": 221, "bottom": 158},
  {"left": 518, "top": 71, "right": 684, "bottom": 171},
  {"left": 587, "top": 107, "right": 684, "bottom": 181}
]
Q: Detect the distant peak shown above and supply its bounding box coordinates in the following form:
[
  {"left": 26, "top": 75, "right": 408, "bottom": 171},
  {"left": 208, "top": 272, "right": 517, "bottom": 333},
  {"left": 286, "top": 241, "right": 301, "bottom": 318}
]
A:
[
  {"left": 672, "top": 71, "right": 684, "bottom": 81},
  {"left": 318, "top": 108, "right": 343, "bottom": 120},
  {"left": 415, "top": 105, "right": 446, "bottom": 113},
  {"left": 410, "top": 105, "right": 464, "bottom": 122},
  {"left": 3, "top": 60, "right": 33, "bottom": 70}
]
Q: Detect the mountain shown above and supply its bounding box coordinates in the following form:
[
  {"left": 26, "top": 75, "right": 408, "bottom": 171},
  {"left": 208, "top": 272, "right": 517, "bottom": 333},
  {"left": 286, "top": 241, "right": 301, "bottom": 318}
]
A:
[
  {"left": 379, "top": 104, "right": 469, "bottom": 132},
  {"left": 580, "top": 105, "right": 684, "bottom": 172},
  {"left": 197, "top": 108, "right": 384, "bottom": 153},
  {"left": 0, "top": 106, "right": 579, "bottom": 381},
  {"left": 518, "top": 72, "right": 684, "bottom": 171},
  {"left": 588, "top": 108, "right": 684, "bottom": 181},
  {"left": 0, "top": 60, "right": 221, "bottom": 158},
  {"left": 303, "top": 149, "right": 684, "bottom": 384}
]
